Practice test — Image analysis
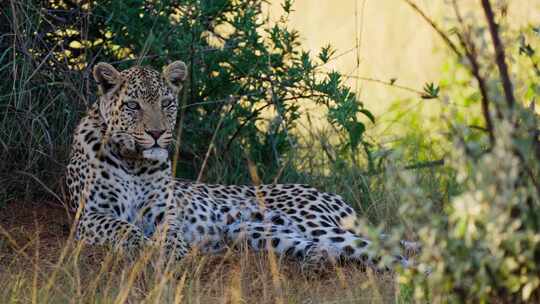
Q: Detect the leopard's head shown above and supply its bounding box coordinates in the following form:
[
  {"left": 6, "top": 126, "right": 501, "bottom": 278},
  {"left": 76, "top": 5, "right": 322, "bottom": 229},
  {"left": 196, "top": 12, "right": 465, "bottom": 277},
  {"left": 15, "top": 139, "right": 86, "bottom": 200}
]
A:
[{"left": 93, "top": 61, "right": 187, "bottom": 160}]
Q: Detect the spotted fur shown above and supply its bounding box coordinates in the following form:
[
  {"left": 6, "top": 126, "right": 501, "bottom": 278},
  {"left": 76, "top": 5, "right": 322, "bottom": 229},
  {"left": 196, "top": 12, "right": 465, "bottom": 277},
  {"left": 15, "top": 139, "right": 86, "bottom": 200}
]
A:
[{"left": 66, "top": 61, "right": 412, "bottom": 268}]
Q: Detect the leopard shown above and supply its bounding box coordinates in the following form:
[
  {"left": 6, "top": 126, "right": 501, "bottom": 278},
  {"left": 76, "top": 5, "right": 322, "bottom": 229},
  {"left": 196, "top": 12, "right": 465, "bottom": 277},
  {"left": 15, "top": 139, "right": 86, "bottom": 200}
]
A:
[{"left": 66, "top": 61, "right": 415, "bottom": 268}]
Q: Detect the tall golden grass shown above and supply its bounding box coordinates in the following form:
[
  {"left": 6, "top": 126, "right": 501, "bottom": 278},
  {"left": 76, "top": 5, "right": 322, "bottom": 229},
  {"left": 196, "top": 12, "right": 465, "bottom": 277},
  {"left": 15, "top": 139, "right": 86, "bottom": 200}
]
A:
[{"left": 0, "top": 203, "right": 403, "bottom": 303}]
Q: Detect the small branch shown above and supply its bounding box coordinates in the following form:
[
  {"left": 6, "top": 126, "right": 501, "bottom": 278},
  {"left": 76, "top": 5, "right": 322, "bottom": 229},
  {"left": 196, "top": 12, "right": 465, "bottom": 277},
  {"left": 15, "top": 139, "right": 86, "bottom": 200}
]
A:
[
  {"left": 402, "top": 0, "right": 463, "bottom": 59},
  {"left": 224, "top": 103, "right": 272, "bottom": 153},
  {"left": 403, "top": 159, "right": 445, "bottom": 171},
  {"left": 171, "top": 68, "right": 191, "bottom": 177},
  {"left": 480, "top": 0, "right": 516, "bottom": 110},
  {"left": 364, "top": 159, "right": 445, "bottom": 176},
  {"left": 15, "top": 171, "right": 64, "bottom": 205},
  {"left": 344, "top": 74, "right": 426, "bottom": 96},
  {"left": 196, "top": 110, "right": 227, "bottom": 183},
  {"left": 402, "top": 0, "right": 496, "bottom": 142},
  {"left": 195, "top": 97, "right": 235, "bottom": 182},
  {"left": 451, "top": 1, "right": 496, "bottom": 145}
]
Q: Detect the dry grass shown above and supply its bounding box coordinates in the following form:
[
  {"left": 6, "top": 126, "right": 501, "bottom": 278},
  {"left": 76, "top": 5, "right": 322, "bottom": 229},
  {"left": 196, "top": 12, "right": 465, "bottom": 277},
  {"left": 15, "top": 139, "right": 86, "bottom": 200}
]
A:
[{"left": 0, "top": 202, "right": 402, "bottom": 304}]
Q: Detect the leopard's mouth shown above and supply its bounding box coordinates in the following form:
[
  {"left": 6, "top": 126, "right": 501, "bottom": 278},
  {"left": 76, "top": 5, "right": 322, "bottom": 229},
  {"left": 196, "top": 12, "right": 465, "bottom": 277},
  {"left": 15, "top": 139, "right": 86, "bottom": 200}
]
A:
[{"left": 142, "top": 147, "right": 169, "bottom": 161}]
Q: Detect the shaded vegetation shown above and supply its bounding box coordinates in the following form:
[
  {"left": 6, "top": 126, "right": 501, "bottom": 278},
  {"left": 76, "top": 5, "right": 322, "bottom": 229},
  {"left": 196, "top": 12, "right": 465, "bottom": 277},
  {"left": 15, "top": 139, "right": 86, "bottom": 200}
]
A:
[{"left": 1, "top": 0, "right": 374, "bottom": 204}]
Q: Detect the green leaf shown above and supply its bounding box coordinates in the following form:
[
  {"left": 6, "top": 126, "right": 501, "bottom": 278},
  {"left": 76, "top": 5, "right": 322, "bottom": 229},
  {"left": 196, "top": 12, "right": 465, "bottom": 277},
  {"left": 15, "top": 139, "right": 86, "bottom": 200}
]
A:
[
  {"left": 421, "top": 82, "right": 440, "bottom": 99},
  {"left": 359, "top": 109, "right": 375, "bottom": 123},
  {"left": 318, "top": 44, "right": 335, "bottom": 64},
  {"left": 348, "top": 121, "right": 366, "bottom": 150},
  {"left": 281, "top": 0, "right": 294, "bottom": 13},
  {"left": 522, "top": 279, "right": 539, "bottom": 301}
]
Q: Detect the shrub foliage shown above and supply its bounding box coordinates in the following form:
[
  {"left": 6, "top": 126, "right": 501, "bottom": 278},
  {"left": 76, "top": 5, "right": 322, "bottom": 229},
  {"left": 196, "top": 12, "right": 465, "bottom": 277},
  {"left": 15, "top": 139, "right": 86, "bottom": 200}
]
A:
[
  {"left": 391, "top": 3, "right": 540, "bottom": 302},
  {"left": 0, "top": 0, "right": 374, "bottom": 200}
]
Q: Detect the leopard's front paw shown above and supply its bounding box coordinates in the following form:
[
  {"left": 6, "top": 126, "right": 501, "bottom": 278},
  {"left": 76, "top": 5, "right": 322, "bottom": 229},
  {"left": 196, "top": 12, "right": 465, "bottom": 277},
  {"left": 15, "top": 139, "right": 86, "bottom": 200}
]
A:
[
  {"left": 163, "top": 238, "right": 190, "bottom": 261},
  {"left": 120, "top": 232, "right": 153, "bottom": 256}
]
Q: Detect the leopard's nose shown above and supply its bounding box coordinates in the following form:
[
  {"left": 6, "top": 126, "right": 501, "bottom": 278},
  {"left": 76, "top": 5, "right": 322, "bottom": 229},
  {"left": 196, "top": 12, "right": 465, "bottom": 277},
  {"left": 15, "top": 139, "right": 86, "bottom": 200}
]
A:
[{"left": 145, "top": 129, "right": 165, "bottom": 140}]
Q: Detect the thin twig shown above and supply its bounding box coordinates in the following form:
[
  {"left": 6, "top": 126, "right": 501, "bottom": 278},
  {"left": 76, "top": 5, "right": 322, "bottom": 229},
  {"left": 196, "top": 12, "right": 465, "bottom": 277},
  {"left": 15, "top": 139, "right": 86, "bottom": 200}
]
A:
[
  {"left": 480, "top": 0, "right": 516, "bottom": 110},
  {"left": 451, "top": 0, "right": 496, "bottom": 144},
  {"left": 15, "top": 170, "right": 64, "bottom": 204},
  {"left": 195, "top": 103, "right": 231, "bottom": 182},
  {"left": 353, "top": 0, "right": 367, "bottom": 96},
  {"left": 224, "top": 103, "right": 272, "bottom": 153},
  {"left": 364, "top": 159, "right": 445, "bottom": 176},
  {"left": 171, "top": 67, "right": 191, "bottom": 177},
  {"left": 344, "top": 74, "right": 426, "bottom": 96},
  {"left": 402, "top": 0, "right": 463, "bottom": 59}
]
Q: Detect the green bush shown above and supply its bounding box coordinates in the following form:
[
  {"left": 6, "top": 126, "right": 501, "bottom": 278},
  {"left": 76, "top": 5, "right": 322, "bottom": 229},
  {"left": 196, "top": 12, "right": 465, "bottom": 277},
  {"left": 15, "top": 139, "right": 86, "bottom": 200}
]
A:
[{"left": 390, "top": 6, "right": 540, "bottom": 302}]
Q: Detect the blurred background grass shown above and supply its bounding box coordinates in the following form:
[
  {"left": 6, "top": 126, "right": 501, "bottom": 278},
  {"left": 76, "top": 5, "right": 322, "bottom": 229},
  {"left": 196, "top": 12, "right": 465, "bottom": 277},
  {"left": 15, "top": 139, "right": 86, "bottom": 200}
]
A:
[
  {"left": 268, "top": 0, "right": 539, "bottom": 146},
  {"left": 268, "top": 0, "right": 538, "bottom": 108}
]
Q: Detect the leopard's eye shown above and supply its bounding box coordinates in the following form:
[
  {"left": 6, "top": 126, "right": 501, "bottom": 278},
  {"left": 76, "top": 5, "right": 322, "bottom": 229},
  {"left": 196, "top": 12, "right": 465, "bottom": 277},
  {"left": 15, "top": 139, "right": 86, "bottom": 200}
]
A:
[
  {"left": 125, "top": 101, "right": 140, "bottom": 110},
  {"left": 161, "top": 98, "right": 174, "bottom": 108}
]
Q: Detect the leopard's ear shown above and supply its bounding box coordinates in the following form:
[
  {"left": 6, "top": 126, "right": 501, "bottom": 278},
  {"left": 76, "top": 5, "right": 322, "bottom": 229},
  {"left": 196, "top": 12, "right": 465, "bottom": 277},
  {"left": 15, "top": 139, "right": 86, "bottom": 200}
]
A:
[
  {"left": 93, "top": 62, "right": 122, "bottom": 95},
  {"left": 162, "top": 60, "right": 187, "bottom": 93}
]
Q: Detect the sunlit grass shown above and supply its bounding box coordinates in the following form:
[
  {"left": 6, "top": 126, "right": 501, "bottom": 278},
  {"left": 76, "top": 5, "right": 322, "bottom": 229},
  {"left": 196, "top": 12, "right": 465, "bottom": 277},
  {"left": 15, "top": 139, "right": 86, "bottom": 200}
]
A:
[{"left": 0, "top": 202, "right": 404, "bottom": 303}]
